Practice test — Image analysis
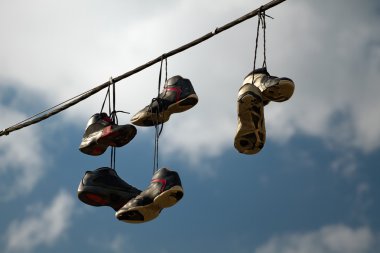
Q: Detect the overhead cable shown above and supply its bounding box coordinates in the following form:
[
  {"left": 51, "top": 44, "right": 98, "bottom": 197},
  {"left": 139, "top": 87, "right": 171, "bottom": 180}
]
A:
[{"left": 0, "top": 0, "right": 286, "bottom": 138}]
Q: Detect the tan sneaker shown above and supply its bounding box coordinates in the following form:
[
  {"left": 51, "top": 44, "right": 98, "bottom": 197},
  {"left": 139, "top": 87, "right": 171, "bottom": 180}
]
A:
[
  {"left": 244, "top": 67, "right": 295, "bottom": 106},
  {"left": 234, "top": 81, "right": 266, "bottom": 155}
]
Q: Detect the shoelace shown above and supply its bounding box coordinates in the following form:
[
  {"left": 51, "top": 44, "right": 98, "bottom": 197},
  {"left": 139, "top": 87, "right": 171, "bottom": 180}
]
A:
[{"left": 151, "top": 56, "right": 168, "bottom": 174}]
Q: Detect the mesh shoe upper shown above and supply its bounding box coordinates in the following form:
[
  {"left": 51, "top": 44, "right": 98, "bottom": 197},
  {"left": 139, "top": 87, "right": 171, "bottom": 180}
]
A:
[
  {"left": 116, "top": 167, "right": 183, "bottom": 223},
  {"left": 78, "top": 167, "right": 141, "bottom": 211},
  {"left": 131, "top": 75, "right": 198, "bottom": 126}
]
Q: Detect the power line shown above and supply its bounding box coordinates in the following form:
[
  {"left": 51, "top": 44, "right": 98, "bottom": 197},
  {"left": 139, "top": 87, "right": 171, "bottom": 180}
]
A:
[{"left": 0, "top": 0, "right": 286, "bottom": 137}]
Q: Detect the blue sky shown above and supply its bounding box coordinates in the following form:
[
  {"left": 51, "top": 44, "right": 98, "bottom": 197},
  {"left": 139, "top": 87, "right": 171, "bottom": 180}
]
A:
[{"left": 1, "top": 0, "right": 380, "bottom": 252}]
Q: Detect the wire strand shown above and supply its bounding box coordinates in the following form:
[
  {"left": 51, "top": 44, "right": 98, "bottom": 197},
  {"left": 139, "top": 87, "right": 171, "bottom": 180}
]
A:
[{"left": 0, "top": 0, "right": 287, "bottom": 138}]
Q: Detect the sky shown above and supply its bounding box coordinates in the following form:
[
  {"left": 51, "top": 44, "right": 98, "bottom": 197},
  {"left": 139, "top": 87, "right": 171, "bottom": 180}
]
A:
[{"left": 1, "top": 0, "right": 380, "bottom": 252}]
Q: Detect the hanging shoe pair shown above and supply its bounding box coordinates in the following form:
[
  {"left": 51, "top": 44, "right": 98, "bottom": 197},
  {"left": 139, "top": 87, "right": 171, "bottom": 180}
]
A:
[
  {"left": 79, "top": 74, "right": 198, "bottom": 155},
  {"left": 77, "top": 75, "right": 195, "bottom": 223},
  {"left": 234, "top": 67, "right": 295, "bottom": 154},
  {"left": 77, "top": 167, "right": 183, "bottom": 223}
]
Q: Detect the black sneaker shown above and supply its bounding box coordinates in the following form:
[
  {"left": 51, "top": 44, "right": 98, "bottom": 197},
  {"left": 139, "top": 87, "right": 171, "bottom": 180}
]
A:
[
  {"left": 79, "top": 113, "right": 137, "bottom": 156},
  {"left": 131, "top": 75, "right": 198, "bottom": 126},
  {"left": 116, "top": 168, "right": 184, "bottom": 223},
  {"left": 234, "top": 78, "right": 266, "bottom": 155},
  {"left": 244, "top": 68, "right": 295, "bottom": 105},
  {"left": 78, "top": 167, "right": 141, "bottom": 211}
]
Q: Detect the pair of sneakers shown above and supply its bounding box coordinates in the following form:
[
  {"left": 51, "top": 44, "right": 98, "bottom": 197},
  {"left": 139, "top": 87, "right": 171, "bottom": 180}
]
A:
[
  {"left": 79, "top": 75, "right": 198, "bottom": 155},
  {"left": 78, "top": 167, "right": 184, "bottom": 223},
  {"left": 77, "top": 75, "right": 198, "bottom": 223},
  {"left": 234, "top": 67, "right": 295, "bottom": 154}
]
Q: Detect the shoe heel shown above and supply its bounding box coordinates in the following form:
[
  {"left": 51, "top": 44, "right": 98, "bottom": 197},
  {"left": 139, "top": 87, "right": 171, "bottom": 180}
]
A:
[
  {"left": 79, "top": 142, "right": 107, "bottom": 156},
  {"left": 263, "top": 79, "right": 294, "bottom": 102},
  {"left": 178, "top": 94, "right": 198, "bottom": 108},
  {"left": 117, "top": 204, "right": 161, "bottom": 223},
  {"left": 154, "top": 185, "right": 184, "bottom": 208},
  {"left": 167, "top": 94, "right": 198, "bottom": 116}
]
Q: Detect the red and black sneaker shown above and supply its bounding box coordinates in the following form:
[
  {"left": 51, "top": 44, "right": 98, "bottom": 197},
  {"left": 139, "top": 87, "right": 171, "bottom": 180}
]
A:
[
  {"left": 77, "top": 167, "right": 141, "bottom": 211},
  {"left": 116, "top": 168, "right": 184, "bottom": 223},
  {"left": 79, "top": 113, "right": 137, "bottom": 156},
  {"left": 131, "top": 75, "right": 198, "bottom": 126}
]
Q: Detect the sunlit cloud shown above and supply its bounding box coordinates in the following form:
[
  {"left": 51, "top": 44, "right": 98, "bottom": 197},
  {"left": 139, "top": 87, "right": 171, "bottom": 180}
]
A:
[{"left": 0, "top": 0, "right": 379, "bottom": 168}]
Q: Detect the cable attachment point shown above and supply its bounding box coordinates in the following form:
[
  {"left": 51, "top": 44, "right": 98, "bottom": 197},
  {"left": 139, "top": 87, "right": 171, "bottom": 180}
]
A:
[
  {"left": 213, "top": 27, "right": 219, "bottom": 35},
  {"left": 109, "top": 77, "right": 114, "bottom": 85}
]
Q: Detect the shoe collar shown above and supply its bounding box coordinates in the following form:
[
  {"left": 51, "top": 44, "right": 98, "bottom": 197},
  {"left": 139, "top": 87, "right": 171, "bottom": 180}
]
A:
[{"left": 244, "top": 67, "right": 270, "bottom": 79}]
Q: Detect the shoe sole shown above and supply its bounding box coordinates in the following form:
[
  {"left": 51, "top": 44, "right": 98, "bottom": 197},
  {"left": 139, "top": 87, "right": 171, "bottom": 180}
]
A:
[
  {"left": 116, "top": 185, "right": 184, "bottom": 223},
  {"left": 79, "top": 139, "right": 108, "bottom": 156},
  {"left": 78, "top": 185, "right": 135, "bottom": 211},
  {"left": 133, "top": 94, "right": 198, "bottom": 126},
  {"left": 234, "top": 91, "right": 265, "bottom": 154},
  {"left": 262, "top": 79, "right": 294, "bottom": 102}
]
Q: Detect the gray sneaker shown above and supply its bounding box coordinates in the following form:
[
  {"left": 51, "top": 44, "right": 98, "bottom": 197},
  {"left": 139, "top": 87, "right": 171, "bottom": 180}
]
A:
[{"left": 243, "top": 68, "right": 295, "bottom": 105}]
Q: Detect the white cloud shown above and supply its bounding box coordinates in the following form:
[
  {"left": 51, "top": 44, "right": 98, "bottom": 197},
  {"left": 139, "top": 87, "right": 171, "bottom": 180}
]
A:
[
  {"left": 330, "top": 153, "right": 357, "bottom": 177},
  {"left": 0, "top": 0, "right": 379, "bottom": 167},
  {"left": 5, "top": 190, "right": 75, "bottom": 252},
  {"left": 255, "top": 224, "right": 379, "bottom": 253},
  {"left": 265, "top": 0, "right": 380, "bottom": 153},
  {"left": 0, "top": 106, "right": 45, "bottom": 201}
]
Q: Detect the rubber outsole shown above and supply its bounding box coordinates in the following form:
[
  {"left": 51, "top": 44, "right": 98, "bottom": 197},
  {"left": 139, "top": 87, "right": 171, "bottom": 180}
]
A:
[
  {"left": 116, "top": 185, "right": 184, "bottom": 223},
  {"left": 131, "top": 94, "right": 198, "bottom": 126},
  {"left": 262, "top": 79, "right": 294, "bottom": 102},
  {"left": 78, "top": 185, "right": 136, "bottom": 211},
  {"left": 234, "top": 92, "right": 265, "bottom": 155}
]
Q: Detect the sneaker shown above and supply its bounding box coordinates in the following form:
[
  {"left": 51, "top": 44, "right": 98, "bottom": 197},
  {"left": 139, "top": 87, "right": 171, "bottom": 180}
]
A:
[
  {"left": 79, "top": 113, "right": 137, "bottom": 156},
  {"left": 131, "top": 75, "right": 198, "bottom": 126},
  {"left": 116, "top": 168, "right": 184, "bottom": 223},
  {"left": 234, "top": 79, "right": 266, "bottom": 155},
  {"left": 77, "top": 167, "right": 141, "bottom": 211},
  {"left": 244, "top": 68, "right": 295, "bottom": 105}
]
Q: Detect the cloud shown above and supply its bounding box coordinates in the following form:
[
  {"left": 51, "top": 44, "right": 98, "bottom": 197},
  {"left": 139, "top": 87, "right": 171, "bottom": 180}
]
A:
[
  {"left": 351, "top": 182, "right": 373, "bottom": 224},
  {"left": 4, "top": 190, "right": 75, "bottom": 252},
  {"left": 255, "top": 224, "right": 379, "bottom": 253},
  {"left": 265, "top": 0, "right": 380, "bottom": 153},
  {"left": 0, "top": 106, "right": 45, "bottom": 201},
  {"left": 87, "top": 234, "right": 137, "bottom": 253},
  {"left": 0, "top": 0, "right": 379, "bottom": 166},
  {"left": 330, "top": 152, "right": 357, "bottom": 177}
]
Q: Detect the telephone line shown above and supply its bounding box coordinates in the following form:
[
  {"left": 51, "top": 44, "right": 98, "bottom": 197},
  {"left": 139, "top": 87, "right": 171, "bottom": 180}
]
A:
[{"left": 0, "top": 0, "right": 286, "bottom": 137}]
